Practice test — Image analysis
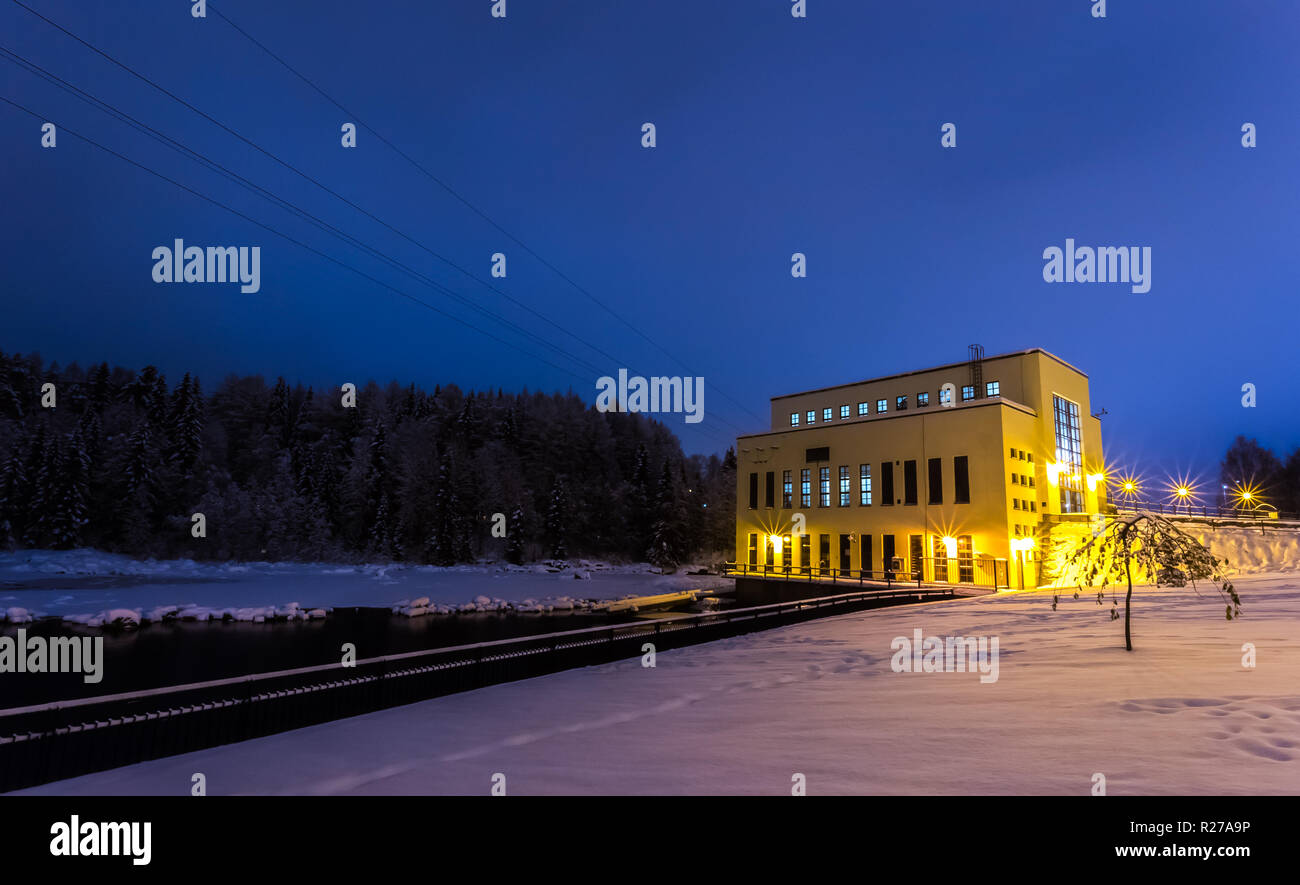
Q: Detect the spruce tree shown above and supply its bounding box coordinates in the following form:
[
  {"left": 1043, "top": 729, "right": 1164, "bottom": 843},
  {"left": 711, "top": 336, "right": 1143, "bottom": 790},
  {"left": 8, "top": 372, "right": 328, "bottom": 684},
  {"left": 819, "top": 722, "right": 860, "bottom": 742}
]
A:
[{"left": 544, "top": 475, "right": 570, "bottom": 560}]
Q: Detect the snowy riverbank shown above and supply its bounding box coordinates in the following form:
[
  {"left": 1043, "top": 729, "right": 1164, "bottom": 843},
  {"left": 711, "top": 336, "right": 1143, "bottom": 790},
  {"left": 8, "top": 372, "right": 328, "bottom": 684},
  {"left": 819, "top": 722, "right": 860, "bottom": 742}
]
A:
[
  {"left": 23, "top": 571, "right": 1300, "bottom": 795},
  {"left": 0, "top": 549, "right": 731, "bottom": 627}
]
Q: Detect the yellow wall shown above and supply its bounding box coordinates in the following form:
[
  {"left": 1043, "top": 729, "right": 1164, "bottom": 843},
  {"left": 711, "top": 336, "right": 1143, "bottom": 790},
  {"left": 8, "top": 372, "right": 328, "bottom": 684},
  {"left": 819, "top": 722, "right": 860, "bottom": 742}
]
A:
[{"left": 738, "top": 349, "right": 1106, "bottom": 587}]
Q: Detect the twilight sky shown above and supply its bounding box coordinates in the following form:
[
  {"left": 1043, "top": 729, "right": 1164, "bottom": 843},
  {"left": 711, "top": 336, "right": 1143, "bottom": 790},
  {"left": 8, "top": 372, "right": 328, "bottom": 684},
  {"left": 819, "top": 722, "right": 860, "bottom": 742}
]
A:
[{"left": 2, "top": 0, "right": 1297, "bottom": 487}]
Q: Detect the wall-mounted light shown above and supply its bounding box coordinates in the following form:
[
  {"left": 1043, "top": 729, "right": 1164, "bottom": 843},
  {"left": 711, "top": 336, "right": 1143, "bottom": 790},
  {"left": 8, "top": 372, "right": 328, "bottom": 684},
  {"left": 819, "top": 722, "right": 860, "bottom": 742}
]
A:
[{"left": 941, "top": 535, "right": 957, "bottom": 559}]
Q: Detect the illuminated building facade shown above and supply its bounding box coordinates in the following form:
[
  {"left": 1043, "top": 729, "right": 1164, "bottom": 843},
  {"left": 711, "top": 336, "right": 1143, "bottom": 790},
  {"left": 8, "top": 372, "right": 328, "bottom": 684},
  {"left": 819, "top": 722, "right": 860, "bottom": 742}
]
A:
[{"left": 734, "top": 348, "right": 1106, "bottom": 589}]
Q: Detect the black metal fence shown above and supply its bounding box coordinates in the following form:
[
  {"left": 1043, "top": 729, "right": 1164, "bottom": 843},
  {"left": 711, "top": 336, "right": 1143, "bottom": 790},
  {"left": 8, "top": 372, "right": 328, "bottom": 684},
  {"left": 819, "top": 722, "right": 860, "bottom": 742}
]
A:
[
  {"left": 726, "top": 556, "right": 1012, "bottom": 589},
  {"left": 0, "top": 585, "right": 958, "bottom": 793},
  {"left": 1111, "top": 500, "right": 1296, "bottom": 521}
]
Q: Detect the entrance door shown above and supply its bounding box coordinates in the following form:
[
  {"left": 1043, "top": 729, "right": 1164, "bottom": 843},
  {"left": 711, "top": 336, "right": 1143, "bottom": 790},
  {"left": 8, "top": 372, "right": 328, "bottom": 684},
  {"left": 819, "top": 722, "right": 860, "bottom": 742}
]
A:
[
  {"left": 818, "top": 534, "right": 830, "bottom": 575},
  {"left": 882, "top": 534, "right": 896, "bottom": 579},
  {"left": 861, "top": 533, "right": 873, "bottom": 579},
  {"left": 839, "top": 534, "right": 852, "bottom": 574},
  {"left": 909, "top": 534, "right": 924, "bottom": 581}
]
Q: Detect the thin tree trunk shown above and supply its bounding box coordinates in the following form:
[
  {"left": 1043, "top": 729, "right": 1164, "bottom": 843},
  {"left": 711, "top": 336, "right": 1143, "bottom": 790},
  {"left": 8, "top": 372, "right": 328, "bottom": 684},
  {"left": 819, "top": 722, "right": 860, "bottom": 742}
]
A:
[{"left": 1122, "top": 524, "right": 1133, "bottom": 651}]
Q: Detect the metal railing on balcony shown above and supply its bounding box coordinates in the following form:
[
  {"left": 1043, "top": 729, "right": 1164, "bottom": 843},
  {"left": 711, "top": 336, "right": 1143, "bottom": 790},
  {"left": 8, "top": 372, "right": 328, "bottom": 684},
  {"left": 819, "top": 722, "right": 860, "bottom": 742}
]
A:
[{"left": 725, "top": 555, "right": 1012, "bottom": 589}]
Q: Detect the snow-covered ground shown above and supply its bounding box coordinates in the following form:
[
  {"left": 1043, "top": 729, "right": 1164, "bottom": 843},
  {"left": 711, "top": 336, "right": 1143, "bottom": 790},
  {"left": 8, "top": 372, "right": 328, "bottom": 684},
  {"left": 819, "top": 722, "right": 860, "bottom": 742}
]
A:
[
  {"left": 23, "top": 572, "right": 1300, "bottom": 795},
  {"left": 0, "top": 549, "right": 730, "bottom": 625},
  {"left": 1186, "top": 524, "right": 1300, "bottom": 575}
]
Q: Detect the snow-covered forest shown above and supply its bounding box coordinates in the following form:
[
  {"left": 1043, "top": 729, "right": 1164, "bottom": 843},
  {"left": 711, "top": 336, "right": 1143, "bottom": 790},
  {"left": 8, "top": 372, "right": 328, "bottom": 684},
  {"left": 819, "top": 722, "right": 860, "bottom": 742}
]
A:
[{"left": 0, "top": 352, "right": 737, "bottom": 567}]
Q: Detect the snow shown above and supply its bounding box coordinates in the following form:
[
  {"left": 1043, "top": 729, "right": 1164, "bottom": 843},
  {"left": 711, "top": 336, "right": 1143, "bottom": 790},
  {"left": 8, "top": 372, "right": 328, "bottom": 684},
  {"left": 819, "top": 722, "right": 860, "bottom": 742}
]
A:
[
  {"left": 0, "top": 549, "right": 729, "bottom": 623},
  {"left": 22, "top": 571, "right": 1300, "bottom": 796},
  {"left": 1186, "top": 524, "right": 1300, "bottom": 575}
]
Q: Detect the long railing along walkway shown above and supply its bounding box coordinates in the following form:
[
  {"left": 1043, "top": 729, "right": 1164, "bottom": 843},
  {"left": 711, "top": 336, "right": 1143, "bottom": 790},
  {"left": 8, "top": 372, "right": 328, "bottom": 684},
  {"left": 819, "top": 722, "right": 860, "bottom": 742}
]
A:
[{"left": 0, "top": 584, "right": 968, "bottom": 792}]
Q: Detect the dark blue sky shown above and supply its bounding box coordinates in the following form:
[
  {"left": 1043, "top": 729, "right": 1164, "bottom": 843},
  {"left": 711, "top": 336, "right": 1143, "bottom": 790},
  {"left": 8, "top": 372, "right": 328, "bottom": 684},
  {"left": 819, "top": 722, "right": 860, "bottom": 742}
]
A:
[{"left": 2, "top": 0, "right": 1297, "bottom": 488}]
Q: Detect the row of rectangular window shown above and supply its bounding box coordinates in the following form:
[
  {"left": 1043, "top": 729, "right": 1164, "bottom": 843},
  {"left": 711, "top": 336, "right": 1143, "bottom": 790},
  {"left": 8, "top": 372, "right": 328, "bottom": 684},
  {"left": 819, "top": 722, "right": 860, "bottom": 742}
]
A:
[
  {"left": 751, "top": 457, "right": 969, "bottom": 509},
  {"left": 789, "top": 382, "right": 1000, "bottom": 427},
  {"left": 745, "top": 531, "right": 977, "bottom": 582},
  {"left": 1012, "top": 498, "right": 1037, "bottom": 512},
  {"left": 1009, "top": 447, "right": 1034, "bottom": 462},
  {"left": 1010, "top": 473, "right": 1035, "bottom": 487}
]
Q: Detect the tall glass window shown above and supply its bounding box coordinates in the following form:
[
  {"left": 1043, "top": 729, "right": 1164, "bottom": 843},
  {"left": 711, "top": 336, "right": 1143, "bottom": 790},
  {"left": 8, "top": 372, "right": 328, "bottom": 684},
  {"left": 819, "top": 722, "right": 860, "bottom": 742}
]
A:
[
  {"left": 806, "top": 410, "right": 815, "bottom": 425},
  {"left": 790, "top": 412, "right": 799, "bottom": 426},
  {"left": 819, "top": 466, "right": 831, "bottom": 507},
  {"left": 782, "top": 470, "right": 793, "bottom": 508},
  {"left": 859, "top": 464, "right": 872, "bottom": 505},
  {"left": 839, "top": 466, "right": 851, "bottom": 506},
  {"left": 1053, "top": 394, "right": 1084, "bottom": 513},
  {"left": 800, "top": 468, "right": 811, "bottom": 508}
]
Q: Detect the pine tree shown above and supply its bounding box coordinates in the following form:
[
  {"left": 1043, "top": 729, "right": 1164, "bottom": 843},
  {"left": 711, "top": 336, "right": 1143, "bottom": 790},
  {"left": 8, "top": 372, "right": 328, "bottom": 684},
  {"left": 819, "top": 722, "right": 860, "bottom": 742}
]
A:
[
  {"left": 89, "top": 361, "right": 112, "bottom": 411},
  {"left": 21, "top": 425, "right": 49, "bottom": 546},
  {"left": 649, "top": 459, "right": 688, "bottom": 570},
  {"left": 0, "top": 430, "right": 30, "bottom": 547},
  {"left": 47, "top": 428, "right": 90, "bottom": 548},
  {"left": 427, "top": 450, "right": 463, "bottom": 566},
  {"left": 544, "top": 475, "right": 570, "bottom": 560},
  {"left": 506, "top": 504, "right": 526, "bottom": 564}
]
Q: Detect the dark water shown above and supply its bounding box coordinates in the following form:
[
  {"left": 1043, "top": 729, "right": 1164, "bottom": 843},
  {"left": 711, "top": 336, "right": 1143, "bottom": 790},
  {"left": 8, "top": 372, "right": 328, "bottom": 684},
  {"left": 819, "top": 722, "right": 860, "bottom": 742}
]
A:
[{"left": 0, "top": 607, "right": 637, "bottom": 708}]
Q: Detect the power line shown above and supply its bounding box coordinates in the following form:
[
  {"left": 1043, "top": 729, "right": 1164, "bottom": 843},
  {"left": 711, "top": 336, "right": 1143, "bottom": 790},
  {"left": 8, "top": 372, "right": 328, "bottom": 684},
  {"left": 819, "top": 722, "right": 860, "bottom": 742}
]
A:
[
  {"left": 8, "top": 0, "right": 753, "bottom": 447},
  {"left": 0, "top": 47, "right": 610, "bottom": 383},
  {"left": 205, "top": 0, "right": 766, "bottom": 425},
  {"left": 0, "top": 94, "right": 737, "bottom": 451}
]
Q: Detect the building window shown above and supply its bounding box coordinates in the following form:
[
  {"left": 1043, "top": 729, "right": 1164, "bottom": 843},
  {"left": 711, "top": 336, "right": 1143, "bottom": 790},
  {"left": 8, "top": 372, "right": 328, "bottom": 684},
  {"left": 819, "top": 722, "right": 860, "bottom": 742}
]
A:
[
  {"left": 939, "top": 387, "right": 953, "bottom": 406},
  {"left": 1009, "top": 446, "right": 1016, "bottom": 458},
  {"left": 790, "top": 412, "right": 799, "bottom": 427},
  {"left": 896, "top": 395, "right": 908, "bottom": 411},
  {"left": 782, "top": 470, "right": 793, "bottom": 508},
  {"left": 876, "top": 398, "right": 887, "bottom": 413},
  {"left": 1053, "top": 394, "right": 1084, "bottom": 513},
  {"left": 782, "top": 534, "right": 792, "bottom": 568},
  {"left": 932, "top": 535, "right": 949, "bottom": 582},
  {"left": 1028, "top": 476, "right": 1035, "bottom": 488},
  {"left": 823, "top": 407, "right": 832, "bottom": 422},
  {"left": 880, "top": 462, "right": 895, "bottom": 505},
  {"left": 839, "top": 404, "right": 850, "bottom": 420},
  {"left": 747, "top": 533, "right": 758, "bottom": 566},
  {"left": 764, "top": 471, "right": 775, "bottom": 509},
  {"left": 1013, "top": 498, "right": 1020, "bottom": 510},
  {"left": 839, "top": 466, "right": 851, "bottom": 506},
  {"left": 765, "top": 535, "right": 774, "bottom": 567},
  {"left": 859, "top": 464, "right": 872, "bottom": 506},
  {"left": 986, "top": 381, "right": 1000, "bottom": 397},
  {"left": 903, "top": 460, "right": 918, "bottom": 505},
  {"left": 1011, "top": 474, "right": 1019, "bottom": 485},
  {"left": 917, "top": 392, "right": 929, "bottom": 407},
  {"left": 799, "top": 534, "right": 810, "bottom": 574},
  {"left": 1027, "top": 452, "right": 1034, "bottom": 463},
  {"left": 857, "top": 401, "right": 868, "bottom": 416},
  {"left": 800, "top": 468, "right": 811, "bottom": 508},
  {"left": 961, "top": 385, "right": 975, "bottom": 401},
  {"left": 928, "top": 458, "right": 943, "bottom": 505},
  {"left": 1029, "top": 501, "right": 1037, "bottom": 512},
  {"left": 748, "top": 472, "right": 758, "bottom": 510},
  {"left": 819, "top": 466, "right": 830, "bottom": 507},
  {"left": 953, "top": 456, "right": 970, "bottom": 504},
  {"left": 807, "top": 410, "right": 816, "bottom": 425},
  {"left": 957, "top": 535, "right": 974, "bottom": 583}
]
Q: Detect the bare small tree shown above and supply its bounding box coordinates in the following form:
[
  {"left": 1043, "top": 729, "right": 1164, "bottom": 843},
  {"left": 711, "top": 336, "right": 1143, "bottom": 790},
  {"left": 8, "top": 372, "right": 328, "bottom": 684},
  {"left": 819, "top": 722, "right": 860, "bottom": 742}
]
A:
[{"left": 1058, "top": 512, "right": 1241, "bottom": 651}]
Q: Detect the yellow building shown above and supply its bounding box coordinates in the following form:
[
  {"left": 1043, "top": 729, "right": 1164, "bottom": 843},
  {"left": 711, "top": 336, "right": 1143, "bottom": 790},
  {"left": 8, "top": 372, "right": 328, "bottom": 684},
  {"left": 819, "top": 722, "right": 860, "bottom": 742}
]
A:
[{"left": 734, "top": 348, "right": 1106, "bottom": 589}]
